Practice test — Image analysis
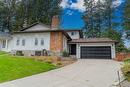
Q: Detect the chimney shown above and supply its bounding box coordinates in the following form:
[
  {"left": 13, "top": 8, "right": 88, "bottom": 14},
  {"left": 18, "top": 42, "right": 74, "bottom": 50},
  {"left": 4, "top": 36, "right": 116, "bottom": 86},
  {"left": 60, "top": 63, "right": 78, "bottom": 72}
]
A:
[{"left": 51, "top": 15, "right": 59, "bottom": 29}]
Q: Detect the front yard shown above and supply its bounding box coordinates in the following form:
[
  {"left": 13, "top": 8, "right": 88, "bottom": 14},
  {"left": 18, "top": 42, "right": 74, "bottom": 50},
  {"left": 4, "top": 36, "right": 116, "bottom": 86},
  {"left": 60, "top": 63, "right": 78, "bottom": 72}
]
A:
[{"left": 0, "top": 54, "right": 57, "bottom": 83}]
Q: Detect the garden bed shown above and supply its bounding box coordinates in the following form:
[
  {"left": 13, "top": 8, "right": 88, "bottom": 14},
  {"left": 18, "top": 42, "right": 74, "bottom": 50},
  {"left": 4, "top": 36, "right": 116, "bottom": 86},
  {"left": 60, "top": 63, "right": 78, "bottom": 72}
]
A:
[{"left": 33, "top": 56, "right": 77, "bottom": 67}]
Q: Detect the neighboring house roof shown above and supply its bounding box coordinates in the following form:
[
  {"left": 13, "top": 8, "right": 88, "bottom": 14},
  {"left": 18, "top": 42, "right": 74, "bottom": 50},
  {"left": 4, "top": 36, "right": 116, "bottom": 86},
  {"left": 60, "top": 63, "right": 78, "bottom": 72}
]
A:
[{"left": 69, "top": 38, "right": 118, "bottom": 43}]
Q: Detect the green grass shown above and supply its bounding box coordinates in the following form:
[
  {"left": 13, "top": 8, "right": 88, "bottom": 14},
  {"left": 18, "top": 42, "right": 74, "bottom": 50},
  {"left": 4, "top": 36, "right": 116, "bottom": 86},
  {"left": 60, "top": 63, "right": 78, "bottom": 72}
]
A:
[{"left": 0, "top": 54, "right": 57, "bottom": 83}]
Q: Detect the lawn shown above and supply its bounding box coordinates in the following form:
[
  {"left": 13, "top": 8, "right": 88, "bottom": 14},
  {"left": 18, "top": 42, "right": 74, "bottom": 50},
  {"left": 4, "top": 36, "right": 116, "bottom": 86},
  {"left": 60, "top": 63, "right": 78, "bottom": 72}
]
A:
[
  {"left": 122, "top": 58, "right": 130, "bottom": 81},
  {"left": 0, "top": 54, "right": 57, "bottom": 83}
]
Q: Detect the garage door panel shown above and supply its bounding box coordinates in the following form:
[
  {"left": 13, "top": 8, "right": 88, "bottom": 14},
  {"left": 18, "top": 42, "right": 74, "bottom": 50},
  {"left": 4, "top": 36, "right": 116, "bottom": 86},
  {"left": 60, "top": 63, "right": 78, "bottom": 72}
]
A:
[{"left": 81, "top": 46, "right": 111, "bottom": 59}]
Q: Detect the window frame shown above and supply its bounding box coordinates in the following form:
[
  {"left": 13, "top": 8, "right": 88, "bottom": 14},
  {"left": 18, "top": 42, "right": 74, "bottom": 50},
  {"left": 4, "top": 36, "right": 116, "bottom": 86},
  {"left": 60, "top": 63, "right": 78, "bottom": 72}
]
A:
[
  {"left": 41, "top": 38, "right": 44, "bottom": 46},
  {"left": 22, "top": 39, "right": 25, "bottom": 46},
  {"left": 16, "top": 39, "right": 20, "bottom": 46},
  {"left": 35, "top": 38, "right": 38, "bottom": 46}
]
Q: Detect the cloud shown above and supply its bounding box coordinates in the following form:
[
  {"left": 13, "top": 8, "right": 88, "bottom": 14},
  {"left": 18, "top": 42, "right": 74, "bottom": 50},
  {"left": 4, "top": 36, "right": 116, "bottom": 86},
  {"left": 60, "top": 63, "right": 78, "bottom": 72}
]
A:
[
  {"left": 71, "top": 0, "right": 86, "bottom": 12},
  {"left": 112, "top": 0, "right": 123, "bottom": 7},
  {"left": 60, "top": 0, "right": 85, "bottom": 12},
  {"left": 60, "top": 0, "right": 122, "bottom": 12},
  {"left": 60, "top": 0, "right": 69, "bottom": 8}
]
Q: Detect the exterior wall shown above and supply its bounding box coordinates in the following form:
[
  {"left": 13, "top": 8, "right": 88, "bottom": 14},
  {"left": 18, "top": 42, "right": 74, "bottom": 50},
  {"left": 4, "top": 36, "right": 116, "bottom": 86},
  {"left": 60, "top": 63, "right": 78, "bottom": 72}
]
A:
[
  {"left": 63, "top": 35, "right": 68, "bottom": 51},
  {"left": 50, "top": 32, "right": 63, "bottom": 52},
  {"left": 67, "top": 31, "right": 80, "bottom": 39},
  {"left": 7, "top": 32, "right": 50, "bottom": 55},
  {"left": 76, "top": 43, "right": 116, "bottom": 59}
]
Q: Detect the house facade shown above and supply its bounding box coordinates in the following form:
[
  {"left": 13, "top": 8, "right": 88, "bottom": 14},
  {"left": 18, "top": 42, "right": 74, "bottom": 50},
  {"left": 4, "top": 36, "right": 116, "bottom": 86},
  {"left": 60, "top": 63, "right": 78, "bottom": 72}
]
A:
[{"left": 0, "top": 16, "right": 117, "bottom": 59}]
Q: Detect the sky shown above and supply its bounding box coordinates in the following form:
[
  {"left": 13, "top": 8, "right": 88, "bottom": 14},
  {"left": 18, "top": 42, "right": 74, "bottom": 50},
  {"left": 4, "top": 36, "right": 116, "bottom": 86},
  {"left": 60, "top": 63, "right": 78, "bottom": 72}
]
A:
[{"left": 60, "top": 0, "right": 124, "bottom": 29}]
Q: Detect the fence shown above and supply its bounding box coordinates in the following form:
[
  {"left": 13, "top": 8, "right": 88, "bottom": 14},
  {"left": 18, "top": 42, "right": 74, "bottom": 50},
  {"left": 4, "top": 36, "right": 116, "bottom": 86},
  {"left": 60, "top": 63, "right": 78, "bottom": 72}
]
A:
[{"left": 116, "top": 53, "right": 130, "bottom": 61}]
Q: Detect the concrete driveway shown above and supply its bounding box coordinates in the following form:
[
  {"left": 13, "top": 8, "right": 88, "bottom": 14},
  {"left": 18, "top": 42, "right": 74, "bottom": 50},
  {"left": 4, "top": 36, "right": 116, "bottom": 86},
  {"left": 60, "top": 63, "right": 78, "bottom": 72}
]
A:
[{"left": 0, "top": 59, "right": 121, "bottom": 87}]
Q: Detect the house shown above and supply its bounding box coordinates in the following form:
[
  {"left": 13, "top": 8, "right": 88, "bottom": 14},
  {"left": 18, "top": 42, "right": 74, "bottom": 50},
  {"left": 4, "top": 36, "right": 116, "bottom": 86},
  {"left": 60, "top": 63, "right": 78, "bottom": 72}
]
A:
[{"left": 0, "top": 16, "right": 117, "bottom": 59}]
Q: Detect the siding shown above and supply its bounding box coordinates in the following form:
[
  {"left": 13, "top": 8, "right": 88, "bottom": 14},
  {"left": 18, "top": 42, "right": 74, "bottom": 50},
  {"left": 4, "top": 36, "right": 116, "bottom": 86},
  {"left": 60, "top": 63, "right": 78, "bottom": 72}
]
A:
[
  {"left": 67, "top": 31, "right": 80, "bottom": 39},
  {"left": 7, "top": 32, "right": 50, "bottom": 51}
]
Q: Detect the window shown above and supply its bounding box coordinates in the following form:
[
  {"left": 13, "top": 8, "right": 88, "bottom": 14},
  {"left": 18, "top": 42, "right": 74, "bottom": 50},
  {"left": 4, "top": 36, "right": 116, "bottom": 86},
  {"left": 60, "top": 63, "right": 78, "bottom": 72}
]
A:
[
  {"left": 22, "top": 39, "right": 25, "bottom": 46},
  {"left": 35, "top": 38, "right": 38, "bottom": 45},
  {"left": 41, "top": 38, "right": 44, "bottom": 45},
  {"left": 16, "top": 39, "right": 20, "bottom": 46},
  {"left": 71, "top": 32, "right": 76, "bottom": 36},
  {"left": 2, "top": 40, "right": 6, "bottom": 48}
]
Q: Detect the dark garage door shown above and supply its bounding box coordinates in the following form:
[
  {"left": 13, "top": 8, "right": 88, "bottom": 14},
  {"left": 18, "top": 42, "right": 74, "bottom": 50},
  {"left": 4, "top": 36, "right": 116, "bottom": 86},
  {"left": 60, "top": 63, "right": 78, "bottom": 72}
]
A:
[{"left": 81, "top": 46, "right": 111, "bottom": 59}]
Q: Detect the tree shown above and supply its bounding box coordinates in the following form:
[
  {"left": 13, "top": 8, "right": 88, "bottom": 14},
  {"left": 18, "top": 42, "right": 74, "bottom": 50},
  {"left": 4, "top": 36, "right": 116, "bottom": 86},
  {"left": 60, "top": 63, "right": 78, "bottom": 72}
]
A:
[
  {"left": 124, "top": 0, "right": 130, "bottom": 39},
  {"left": 0, "top": 0, "right": 61, "bottom": 31},
  {"left": 102, "top": 29, "right": 128, "bottom": 52},
  {"left": 83, "top": 0, "right": 113, "bottom": 38}
]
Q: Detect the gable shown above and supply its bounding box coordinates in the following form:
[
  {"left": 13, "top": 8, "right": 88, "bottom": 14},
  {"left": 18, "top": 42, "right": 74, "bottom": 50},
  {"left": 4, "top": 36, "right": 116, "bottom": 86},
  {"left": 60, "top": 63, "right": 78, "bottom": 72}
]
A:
[{"left": 22, "top": 23, "right": 50, "bottom": 32}]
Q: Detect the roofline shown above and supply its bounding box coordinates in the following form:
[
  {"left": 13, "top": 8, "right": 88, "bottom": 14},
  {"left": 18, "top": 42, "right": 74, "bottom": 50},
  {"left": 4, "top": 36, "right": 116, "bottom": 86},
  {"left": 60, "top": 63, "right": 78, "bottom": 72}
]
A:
[
  {"left": 13, "top": 30, "right": 72, "bottom": 41},
  {"left": 68, "top": 41, "right": 118, "bottom": 44},
  {"left": 20, "top": 22, "right": 51, "bottom": 31},
  {"left": 62, "top": 30, "right": 82, "bottom": 31}
]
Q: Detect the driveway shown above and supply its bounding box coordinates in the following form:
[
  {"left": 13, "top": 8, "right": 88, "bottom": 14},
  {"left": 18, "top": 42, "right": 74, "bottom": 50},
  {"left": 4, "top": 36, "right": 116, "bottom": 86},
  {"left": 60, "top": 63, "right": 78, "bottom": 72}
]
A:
[{"left": 0, "top": 59, "right": 121, "bottom": 87}]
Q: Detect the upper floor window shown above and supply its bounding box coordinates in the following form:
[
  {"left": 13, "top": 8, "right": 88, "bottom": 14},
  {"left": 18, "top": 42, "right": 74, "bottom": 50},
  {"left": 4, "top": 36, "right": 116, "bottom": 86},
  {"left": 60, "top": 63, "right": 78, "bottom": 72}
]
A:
[
  {"left": 16, "top": 39, "right": 20, "bottom": 46},
  {"left": 41, "top": 38, "right": 44, "bottom": 45},
  {"left": 22, "top": 39, "right": 25, "bottom": 46},
  {"left": 35, "top": 38, "right": 38, "bottom": 46},
  {"left": 71, "top": 32, "right": 76, "bottom": 36}
]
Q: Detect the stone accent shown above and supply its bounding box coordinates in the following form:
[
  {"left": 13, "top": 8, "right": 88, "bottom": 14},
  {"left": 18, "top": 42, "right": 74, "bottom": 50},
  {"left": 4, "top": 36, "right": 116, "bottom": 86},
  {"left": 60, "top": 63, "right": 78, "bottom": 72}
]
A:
[{"left": 50, "top": 32, "right": 63, "bottom": 53}]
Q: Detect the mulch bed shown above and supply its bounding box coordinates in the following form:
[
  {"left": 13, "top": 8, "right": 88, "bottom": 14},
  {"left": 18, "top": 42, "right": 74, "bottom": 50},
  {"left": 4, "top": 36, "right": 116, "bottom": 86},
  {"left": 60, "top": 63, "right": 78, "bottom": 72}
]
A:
[{"left": 33, "top": 56, "right": 77, "bottom": 67}]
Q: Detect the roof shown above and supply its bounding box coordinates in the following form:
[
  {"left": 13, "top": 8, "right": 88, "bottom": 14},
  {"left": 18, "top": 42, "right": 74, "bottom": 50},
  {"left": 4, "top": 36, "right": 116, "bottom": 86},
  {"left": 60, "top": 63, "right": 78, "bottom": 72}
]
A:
[
  {"left": 69, "top": 38, "right": 118, "bottom": 43},
  {"left": 20, "top": 23, "right": 51, "bottom": 31}
]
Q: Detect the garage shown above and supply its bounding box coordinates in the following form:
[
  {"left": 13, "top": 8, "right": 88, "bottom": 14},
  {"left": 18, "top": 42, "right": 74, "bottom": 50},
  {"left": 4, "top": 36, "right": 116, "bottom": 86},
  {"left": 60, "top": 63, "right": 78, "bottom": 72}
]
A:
[
  {"left": 68, "top": 38, "right": 117, "bottom": 59},
  {"left": 80, "top": 46, "right": 111, "bottom": 59}
]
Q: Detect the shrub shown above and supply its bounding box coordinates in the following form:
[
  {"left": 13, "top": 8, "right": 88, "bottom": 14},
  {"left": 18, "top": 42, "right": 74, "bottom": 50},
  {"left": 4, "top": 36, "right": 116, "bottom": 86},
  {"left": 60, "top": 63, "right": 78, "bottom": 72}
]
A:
[
  {"left": 122, "top": 58, "right": 130, "bottom": 81},
  {"left": 124, "top": 58, "right": 130, "bottom": 63},
  {"left": 62, "top": 50, "right": 69, "bottom": 57},
  {"left": 121, "top": 63, "right": 130, "bottom": 81},
  {"left": 56, "top": 62, "right": 62, "bottom": 66}
]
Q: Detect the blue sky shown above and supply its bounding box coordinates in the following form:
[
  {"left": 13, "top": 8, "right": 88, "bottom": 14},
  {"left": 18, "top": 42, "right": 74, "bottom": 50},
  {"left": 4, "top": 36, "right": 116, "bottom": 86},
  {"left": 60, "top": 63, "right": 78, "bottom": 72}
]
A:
[
  {"left": 60, "top": 0, "right": 124, "bottom": 29},
  {"left": 61, "top": 8, "right": 84, "bottom": 29}
]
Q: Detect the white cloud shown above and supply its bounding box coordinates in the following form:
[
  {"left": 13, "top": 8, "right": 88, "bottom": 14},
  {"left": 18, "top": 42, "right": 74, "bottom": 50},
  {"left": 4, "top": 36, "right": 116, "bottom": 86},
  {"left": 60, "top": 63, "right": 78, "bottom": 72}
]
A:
[
  {"left": 60, "top": 0, "right": 122, "bottom": 12},
  {"left": 60, "top": 0, "right": 69, "bottom": 8},
  {"left": 60, "top": 0, "right": 85, "bottom": 12},
  {"left": 66, "top": 10, "right": 74, "bottom": 15},
  {"left": 71, "top": 0, "right": 86, "bottom": 12},
  {"left": 112, "top": 0, "right": 123, "bottom": 7}
]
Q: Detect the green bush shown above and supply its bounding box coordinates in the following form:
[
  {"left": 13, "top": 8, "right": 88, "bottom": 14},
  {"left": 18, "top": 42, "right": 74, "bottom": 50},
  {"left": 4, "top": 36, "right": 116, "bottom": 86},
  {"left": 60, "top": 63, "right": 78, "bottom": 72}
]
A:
[
  {"left": 124, "top": 58, "right": 130, "bottom": 63},
  {"left": 56, "top": 62, "right": 62, "bottom": 66},
  {"left": 122, "top": 59, "right": 130, "bottom": 81},
  {"left": 62, "top": 50, "right": 69, "bottom": 57}
]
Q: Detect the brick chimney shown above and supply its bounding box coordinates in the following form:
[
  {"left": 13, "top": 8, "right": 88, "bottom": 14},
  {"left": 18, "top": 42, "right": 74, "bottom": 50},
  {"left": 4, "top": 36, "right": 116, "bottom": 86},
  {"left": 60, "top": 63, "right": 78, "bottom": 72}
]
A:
[{"left": 51, "top": 15, "right": 59, "bottom": 29}]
